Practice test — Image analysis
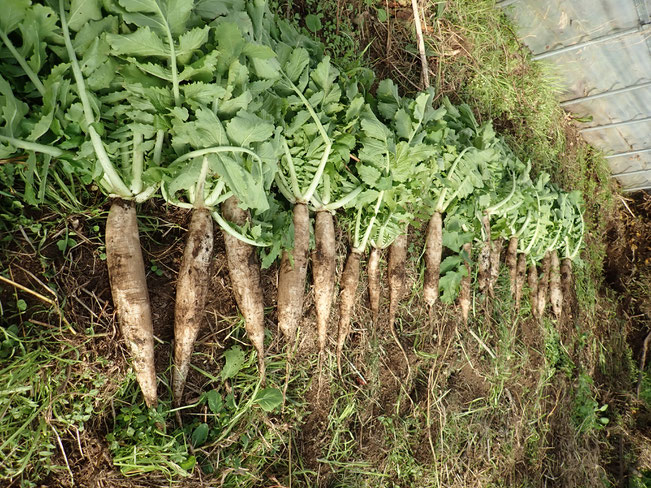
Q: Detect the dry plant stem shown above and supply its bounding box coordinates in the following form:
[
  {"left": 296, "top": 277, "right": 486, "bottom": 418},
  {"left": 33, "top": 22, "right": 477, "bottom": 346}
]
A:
[
  {"left": 460, "top": 242, "right": 472, "bottom": 325},
  {"left": 410, "top": 0, "right": 430, "bottom": 88},
  {"left": 0, "top": 274, "right": 73, "bottom": 333},
  {"left": 277, "top": 202, "right": 309, "bottom": 343},
  {"left": 172, "top": 208, "right": 214, "bottom": 404},
  {"left": 388, "top": 234, "right": 411, "bottom": 380},
  {"left": 423, "top": 212, "right": 442, "bottom": 308},
  {"left": 507, "top": 237, "right": 518, "bottom": 298},
  {"left": 222, "top": 196, "right": 266, "bottom": 380},
  {"left": 515, "top": 253, "right": 526, "bottom": 310},
  {"left": 550, "top": 250, "right": 562, "bottom": 319},
  {"left": 106, "top": 199, "right": 157, "bottom": 407},
  {"left": 367, "top": 246, "right": 381, "bottom": 325},
  {"left": 538, "top": 252, "right": 550, "bottom": 317},
  {"left": 528, "top": 263, "right": 539, "bottom": 319},
  {"left": 336, "top": 249, "right": 362, "bottom": 377},
  {"left": 488, "top": 237, "right": 503, "bottom": 297},
  {"left": 313, "top": 210, "right": 335, "bottom": 364}
]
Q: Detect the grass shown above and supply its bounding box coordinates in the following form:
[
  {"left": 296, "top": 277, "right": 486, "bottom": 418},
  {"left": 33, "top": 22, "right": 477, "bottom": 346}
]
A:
[{"left": 1, "top": 0, "right": 648, "bottom": 486}]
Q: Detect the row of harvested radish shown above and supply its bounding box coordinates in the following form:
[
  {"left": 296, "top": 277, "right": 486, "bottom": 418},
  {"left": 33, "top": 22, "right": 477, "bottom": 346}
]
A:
[{"left": 0, "top": 0, "right": 583, "bottom": 408}]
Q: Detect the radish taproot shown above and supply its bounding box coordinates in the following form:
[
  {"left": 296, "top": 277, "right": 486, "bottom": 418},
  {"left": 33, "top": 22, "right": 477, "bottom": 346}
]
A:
[
  {"left": 222, "top": 196, "right": 267, "bottom": 380},
  {"left": 277, "top": 203, "right": 311, "bottom": 342},
  {"left": 172, "top": 208, "right": 213, "bottom": 404},
  {"left": 388, "top": 234, "right": 408, "bottom": 331},
  {"left": 106, "top": 200, "right": 158, "bottom": 407},
  {"left": 367, "top": 246, "right": 382, "bottom": 325},
  {"left": 550, "top": 250, "right": 562, "bottom": 319},
  {"left": 488, "top": 238, "right": 503, "bottom": 297},
  {"left": 423, "top": 212, "right": 443, "bottom": 308},
  {"left": 537, "top": 252, "right": 551, "bottom": 317},
  {"left": 313, "top": 210, "right": 336, "bottom": 360}
]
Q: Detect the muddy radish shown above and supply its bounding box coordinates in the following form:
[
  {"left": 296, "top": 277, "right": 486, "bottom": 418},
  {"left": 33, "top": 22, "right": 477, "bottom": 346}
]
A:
[
  {"left": 336, "top": 250, "right": 362, "bottom": 376},
  {"left": 106, "top": 200, "right": 158, "bottom": 407},
  {"left": 313, "top": 210, "right": 336, "bottom": 359},
  {"left": 367, "top": 246, "right": 381, "bottom": 325},
  {"left": 277, "top": 202, "right": 310, "bottom": 343},
  {"left": 172, "top": 208, "right": 214, "bottom": 404},
  {"left": 423, "top": 212, "right": 442, "bottom": 307}
]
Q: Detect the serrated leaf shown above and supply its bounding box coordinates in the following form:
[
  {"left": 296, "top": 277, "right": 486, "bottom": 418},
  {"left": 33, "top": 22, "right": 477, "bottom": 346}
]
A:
[
  {"left": 357, "top": 164, "right": 381, "bottom": 188},
  {"left": 178, "top": 50, "right": 219, "bottom": 81},
  {"left": 226, "top": 111, "right": 274, "bottom": 147},
  {"left": 182, "top": 82, "right": 226, "bottom": 107},
  {"left": 214, "top": 22, "right": 245, "bottom": 73},
  {"left": 439, "top": 268, "right": 466, "bottom": 304},
  {"left": 177, "top": 26, "right": 210, "bottom": 65},
  {"left": 0, "top": 76, "right": 28, "bottom": 138},
  {"left": 67, "top": 0, "right": 102, "bottom": 32},
  {"left": 27, "top": 110, "right": 54, "bottom": 142},
  {"left": 73, "top": 16, "right": 119, "bottom": 51},
  {"left": 394, "top": 109, "right": 412, "bottom": 140},
  {"left": 172, "top": 107, "right": 227, "bottom": 148},
  {"left": 254, "top": 388, "right": 282, "bottom": 412},
  {"left": 218, "top": 91, "right": 252, "bottom": 116},
  {"left": 215, "top": 155, "right": 269, "bottom": 211},
  {"left": 107, "top": 27, "right": 169, "bottom": 58},
  {"left": 221, "top": 346, "right": 245, "bottom": 380},
  {"left": 0, "top": 0, "right": 29, "bottom": 34},
  {"left": 284, "top": 47, "right": 309, "bottom": 83}
]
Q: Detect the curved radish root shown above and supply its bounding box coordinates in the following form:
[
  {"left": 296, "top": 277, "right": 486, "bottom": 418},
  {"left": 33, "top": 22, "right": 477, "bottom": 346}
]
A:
[
  {"left": 336, "top": 250, "right": 362, "bottom": 377},
  {"left": 388, "top": 234, "right": 411, "bottom": 379},
  {"left": 173, "top": 208, "right": 214, "bottom": 404}
]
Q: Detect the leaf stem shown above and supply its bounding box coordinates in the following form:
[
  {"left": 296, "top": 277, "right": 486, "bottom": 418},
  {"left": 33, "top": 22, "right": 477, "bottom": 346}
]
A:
[
  {"left": 321, "top": 185, "right": 363, "bottom": 212},
  {"left": 130, "top": 132, "right": 143, "bottom": 194},
  {"left": 194, "top": 156, "right": 210, "bottom": 208},
  {"left": 282, "top": 138, "right": 301, "bottom": 199},
  {"left": 0, "top": 30, "right": 45, "bottom": 96},
  {"left": 59, "top": 1, "right": 130, "bottom": 197},
  {"left": 211, "top": 210, "right": 270, "bottom": 247},
  {"left": 170, "top": 146, "right": 262, "bottom": 166},
  {"left": 485, "top": 170, "right": 517, "bottom": 214},
  {"left": 354, "top": 190, "right": 384, "bottom": 253},
  {"left": 0, "top": 135, "right": 66, "bottom": 158},
  {"left": 153, "top": 129, "right": 164, "bottom": 166}
]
